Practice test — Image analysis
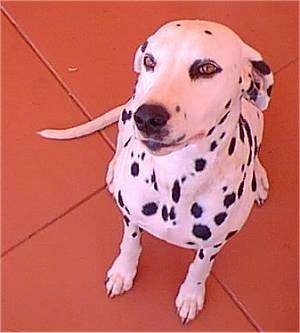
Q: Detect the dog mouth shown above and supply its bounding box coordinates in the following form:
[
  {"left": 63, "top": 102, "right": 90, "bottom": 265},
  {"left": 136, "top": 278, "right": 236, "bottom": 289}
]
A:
[
  {"left": 142, "top": 134, "right": 186, "bottom": 152},
  {"left": 142, "top": 131, "right": 206, "bottom": 153}
]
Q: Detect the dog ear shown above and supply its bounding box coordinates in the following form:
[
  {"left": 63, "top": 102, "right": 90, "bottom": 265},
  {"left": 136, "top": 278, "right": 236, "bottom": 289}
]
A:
[
  {"left": 134, "top": 40, "right": 148, "bottom": 73},
  {"left": 241, "top": 42, "right": 274, "bottom": 111}
]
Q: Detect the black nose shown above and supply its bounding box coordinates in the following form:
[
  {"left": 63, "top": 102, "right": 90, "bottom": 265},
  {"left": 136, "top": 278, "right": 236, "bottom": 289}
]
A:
[{"left": 134, "top": 104, "right": 170, "bottom": 136}]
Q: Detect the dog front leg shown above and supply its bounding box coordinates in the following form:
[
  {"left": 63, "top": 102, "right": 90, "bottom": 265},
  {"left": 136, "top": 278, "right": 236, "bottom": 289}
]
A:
[
  {"left": 105, "top": 220, "right": 142, "bottom": 297},
  {"left": 175, "top": 246, "right": 221, "bottom": 324}
]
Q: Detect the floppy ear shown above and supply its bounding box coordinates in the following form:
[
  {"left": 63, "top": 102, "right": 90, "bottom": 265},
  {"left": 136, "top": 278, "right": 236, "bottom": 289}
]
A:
[
  {"left": 241, "top": 42, "right": 274, "bottom": 111},
  {"left": 134, "top": 40, "right": 148, "bottom": 73}
]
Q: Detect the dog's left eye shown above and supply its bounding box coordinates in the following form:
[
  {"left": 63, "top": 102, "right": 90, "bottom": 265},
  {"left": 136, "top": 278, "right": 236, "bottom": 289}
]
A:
[
  {"left": 199, "top": 63, "right": 218, "bottom": 75},
  {"left": 189, "top": 59, "right": 222, "bottom": 80},
  {"left": 144, "top": 54, "right": 156, "bottom": 71}
]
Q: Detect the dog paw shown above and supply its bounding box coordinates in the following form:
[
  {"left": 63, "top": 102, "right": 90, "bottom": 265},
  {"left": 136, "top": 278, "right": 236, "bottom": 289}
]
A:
[
  {"left": 175, "top": 283, "right": 205, "bottom": 324},
  {"left": 105, "top": 256, "right": 137, "bottom": 297},
  {"left": 254, "top": 160, "right": 269, "bottom": 205}
]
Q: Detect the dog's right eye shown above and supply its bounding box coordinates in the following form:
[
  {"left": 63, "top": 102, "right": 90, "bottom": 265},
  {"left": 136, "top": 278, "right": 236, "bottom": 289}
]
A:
[{"left": 144, "top": 54, "right": 156, "bottom": 71}]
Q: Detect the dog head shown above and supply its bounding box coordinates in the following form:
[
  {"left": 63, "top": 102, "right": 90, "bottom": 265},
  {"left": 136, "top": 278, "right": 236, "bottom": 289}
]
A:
[{"left": 131, "top": 20, "right": 273, "bottom": 155}]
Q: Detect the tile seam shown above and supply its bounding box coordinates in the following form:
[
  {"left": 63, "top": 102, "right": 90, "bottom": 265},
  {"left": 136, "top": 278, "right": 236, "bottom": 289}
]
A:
[
  {"left": 1, "top": 186, "right": 108, "bottom": 258},
  {"left": 211, "top": 271, "right": 263, "bottom": 332},
  {"left": 1, "top": 5, "right": 116, "bottom": 152},
  {"left": 274, "top": 57, "right": 298, "bottom": 75}
]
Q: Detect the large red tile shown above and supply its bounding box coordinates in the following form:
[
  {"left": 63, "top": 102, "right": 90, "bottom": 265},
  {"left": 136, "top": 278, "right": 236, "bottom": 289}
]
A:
[
  {"left": 212, "top": 62, "right": 299, "bottom": 331},
  {"left": 3, "top": 2, "right": 298, "bottom": 145},
  {"left": 2, "top": 189, "right": 254, "bottom": 331},
  {"left": 2, "top": 14, "right": 113, "bottom": 252}
]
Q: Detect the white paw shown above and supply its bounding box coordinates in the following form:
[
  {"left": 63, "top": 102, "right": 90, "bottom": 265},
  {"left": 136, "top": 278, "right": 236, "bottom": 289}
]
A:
[
  {"left": 175, "top": 283, "right": 205, "bottom": 324},
  {"left": 255, "top": 161, "right": 269, "bottom": 205},
  {"left": 105, "top": 256, "right": 137, "bottom": 298}
]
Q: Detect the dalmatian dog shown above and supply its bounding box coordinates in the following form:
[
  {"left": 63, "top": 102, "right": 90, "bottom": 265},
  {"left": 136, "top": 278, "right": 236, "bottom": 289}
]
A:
[{"left": 38, "top": 20, "right": 274, "bottom": 324}]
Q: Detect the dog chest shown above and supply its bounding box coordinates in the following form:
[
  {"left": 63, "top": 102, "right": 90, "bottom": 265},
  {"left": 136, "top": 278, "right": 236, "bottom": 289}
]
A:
[{"left": 110, "top": 136, "right": 256, "bottom": 249}]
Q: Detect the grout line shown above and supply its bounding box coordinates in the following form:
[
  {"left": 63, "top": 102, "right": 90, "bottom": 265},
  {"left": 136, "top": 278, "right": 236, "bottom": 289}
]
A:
[
  {"left": 211, "top": 272, "right": 263, "bottom": 332},
  {"left": 1, "top": 186, "right": 107, "bottom": 258},
  {"left": 274, "top": 57, "right": 298, "bottom": 75},
  {"left": 1, "top": 5, "right": 116, "bottom": 153}
]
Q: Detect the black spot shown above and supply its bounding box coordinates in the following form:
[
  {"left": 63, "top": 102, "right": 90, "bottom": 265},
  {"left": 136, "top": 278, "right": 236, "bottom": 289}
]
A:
[
  {"left": 142, "top": 202, "right": 158, "bottom": 216},
  {"left": 228, "top": 137, "right": 236, "bottom": 156},
  {"left": 186, "top": 241, "right": 196, "bottom": 246},
  {"left": 124, "top": 215, "right": 130, "bottom": 226},
  {"left": 191, "top": 203, "right": 203, "bottom": 218},
  {"left": 204, "top": 30, "right": 212, "bottom": 35},
  {"left": 141, "top": 152, "right": 146, "bottom": 160},
  {"left": 169, "top": 206, "right": 176, "bottom": 220},
  {"left": 241, "top": 164, "right": 245, "bottom": 172},
  {"left": 214, "top": 243, "right": 223, "bottom": 248},
  {"left": 192, "top": 224, "right": 211, "bottom": 240},
  {"left": 199, "top": 249, "right": 204, "bottom": 259},
  {"left": 176, "top": 23, "right": 181, "bottom": 27},
  {"left": 181, "top": 176, "right": 187, "bottom": 183},
  {"left": 247, "top": 150, "right": 252, "bottom": 166},
  {"left": 162, "top": 205, "right": 168, "bottom": 221},
  {"left": 220, "top": 132, "right": 226, "bottom": 139},
  {"left": 176, "top": 105, "right": 181, "bottom": 112},
  {"left": 207, "top": 126, "right": 215, "bottom": 136},
  {"left": 124, "top": 137, "right": 132, "bottom": 148},
  {"left": 225, "top": 99, "right": 231, "bottom": 109},
  {"left": 197, "top": 282, "right": 202, "bottom": 285},
  {"left": 239, "top": 119, "right": 245, "bottom": 143},
  {"left": 247, "top": 81, "right": 258, "bottom": 101},
  {"left": 195, "top": 158, "right": 206, "bottom": 172},
  {"left": 240, "top": 115, "right": 253, "bottom": 166},
  {"left": 139, "top": 227, "right": 144, "bottom": 233},
  {"left": 118, "top": 190, "right": 124, "bottom": 208},
  {"left": 172, "top": 221, "right": 177, "bottom": 226},
  {"left": 225, "top": 230, "right": 238, "bottom": 240},
  {"left": 145, "top": 179, "right": 149, "bottom": 183},
  {"left": 131, "top": 151, "right": 134, "bottom": 158},
  {"left": 132, "top": 232, "right": 138, "bottom": 238},
  {"left": 267, "top": 84, "right": 273, "bottom": 97},
  {"left": 238, "top": 180, "right": 244, "bottom": 199},
  {"left": 172, "top": 180, "right": 181, "bottom": 203},
  {"left": 252, "top": 172, "right": 257, "bottom": 192},
  {"left": 151, "top": 170, "right": 156, "bottom": 183},
  {"left": 131, "top": 162, "right": 139, "bottom": 176},
  {"left": 121, "top": 109, "right": 132, "bottom": 124},
  {"left": 210, "top": 141, "right": 218, "bottom": 151},
  {"left": 218, "top": 111, "right": 230, "bottom": 125},
  {"left": 224, "top": 192, "right": 236, "bottom": 208},
  {"left": 210, "top": 253, "right": 218, "bottom": 261},
  {"left": 251, "top": 60, "right": 271, "bottom": 75},
  {"left": 254, "top": 136, "right": 258, "bottom": 157},
  {"left": 240, "top": 115, "right": 253, "bottom": 147},
  {"left": 239, "top": 76, "right": 242, "bottom": 84},
  {"left": 125, "top": 206, "right": 130, "bottom": 215},
  {"left": 141, "top": 40, "right": 148, "bottom": 52},
  {"left": 150, "top": 170, "right": 158, "bottom": 191},
  {"left": 214, "top": 212, "right": 227, "bottom": 225},
  {"left": 223, "top": 186, "right": 228, "bottom": 192}
]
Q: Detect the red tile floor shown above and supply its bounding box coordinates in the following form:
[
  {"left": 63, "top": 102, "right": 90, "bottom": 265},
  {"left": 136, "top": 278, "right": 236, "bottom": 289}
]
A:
[{"left": 1, "top": 2, "right": 299, "bottom": 331}]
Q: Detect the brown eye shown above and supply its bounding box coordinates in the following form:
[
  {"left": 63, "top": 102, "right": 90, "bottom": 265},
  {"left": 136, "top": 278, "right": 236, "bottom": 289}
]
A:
[
  {"left": 199, "top": 63, "right": 217, "bottom": 75},
  {"left": 189, "top": 59, "right": 222, "bottom": 80},
  {"left": 144, "top": 54, "right": 156, "bottom": 71}
]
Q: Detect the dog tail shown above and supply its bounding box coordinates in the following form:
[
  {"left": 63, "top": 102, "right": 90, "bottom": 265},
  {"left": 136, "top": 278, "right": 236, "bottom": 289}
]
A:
[{"left": 37, "top": 104, "right": 123, "bottom": 140}]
